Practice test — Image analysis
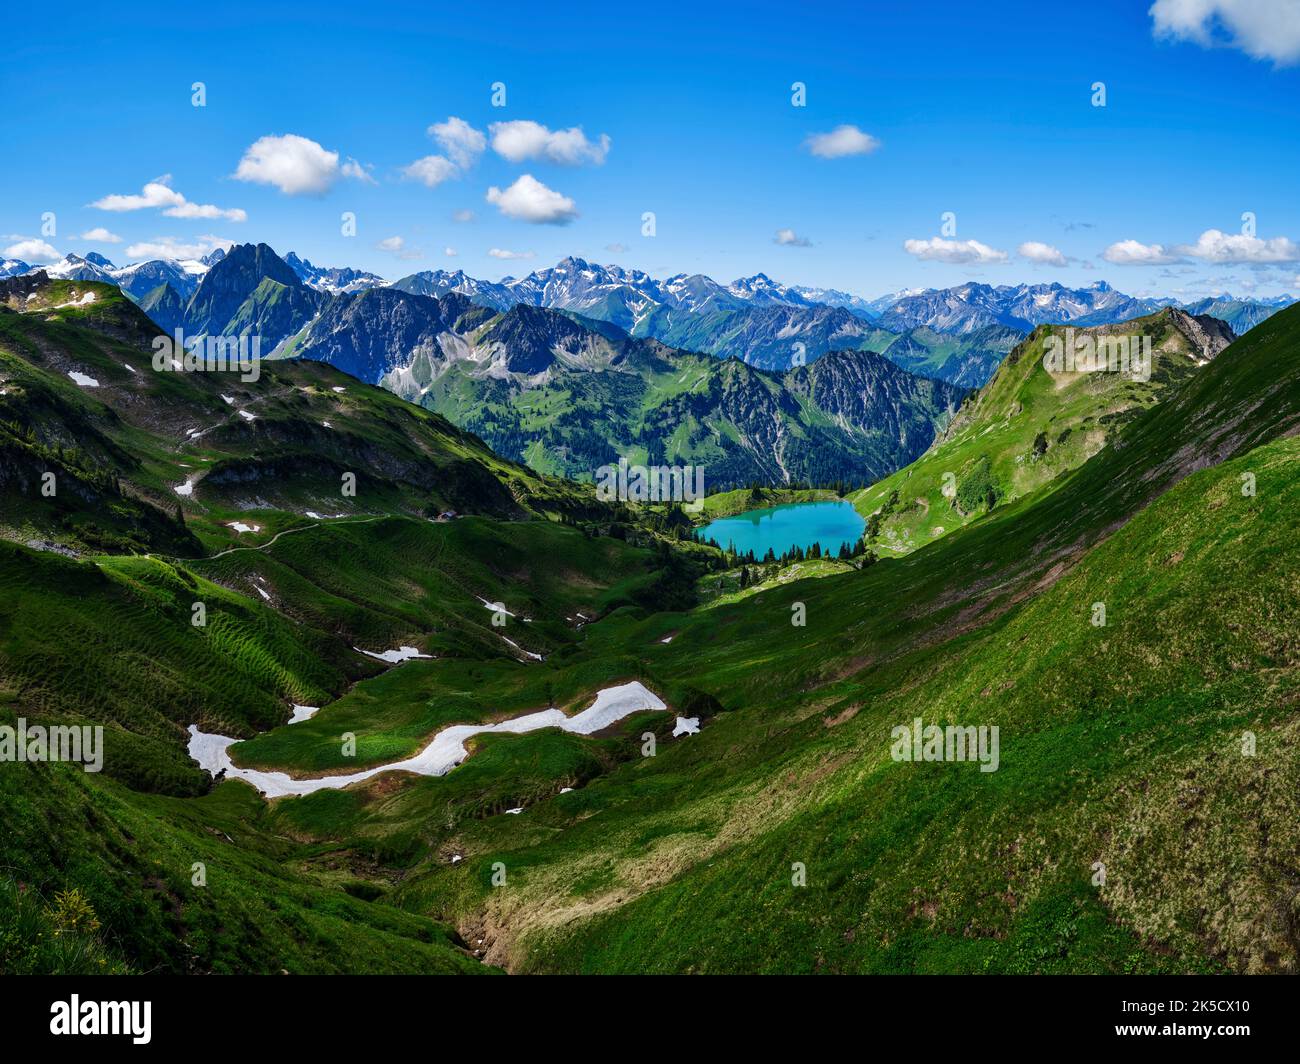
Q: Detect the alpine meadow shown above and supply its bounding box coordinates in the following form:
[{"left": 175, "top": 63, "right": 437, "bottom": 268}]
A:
[{"left": 3, "top": 0, "right": 1300, "bottom": 1044}]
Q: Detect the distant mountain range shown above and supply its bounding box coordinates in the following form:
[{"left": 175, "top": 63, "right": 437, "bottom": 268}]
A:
[
  {"left": 389, "top": 257, "right": 1293, "bottom": 378},
  {"left": 14, "top": 241, "right": 1290, "bottom": 490},
  {"left": 9, "top": 247, "right": 1293, "bottom": 385},
  {"left": 278, "top": 283, "right": 963, "bottom": 488}
]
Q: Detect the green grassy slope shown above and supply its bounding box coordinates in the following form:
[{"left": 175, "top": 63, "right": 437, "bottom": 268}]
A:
[
  {"left": 0, "top": 277, "right": 598, "bottom": 556},
  {"left": 2, "top": 277, "right": 1297, "bottom": 977},
  {"left": 368, "top": 303, "right": 1300, "bottom": 974},
  {"left": 848, "top": 307, "right": 1229, "bottom": 556}
]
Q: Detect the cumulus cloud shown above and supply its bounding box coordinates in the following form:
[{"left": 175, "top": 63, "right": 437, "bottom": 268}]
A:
[
  {"left": 803, "top": 124, "right": 881, "bottom": 159},
  {"left": 401, "top": 155, "right": 459, "bottom": 188},
  {"left": 430, "top": 117, "right": 486, "bottom": 169},
  {"left": 488, "top": 248, "right": 536, "bottom": 260},
  {"left": 774, "top": 228, "right": 812, "bottom": 247},
  {"left": 400, "top": 118, "right": 487, "bottom": 188},
  {"left": 3, "top": 238, "right": 60, "bottom": 262},
  {"left": 233, "top": 135, "right": 370, "bottom": 196},
  {"left": 444, "top": 247, "right": 458, "bottom": 257},
  {"left": 90, "top": 175, "right": 246, "bottom": 221},
  {"left": 124, "top": 235, "right": 233, "bottom": 261},
  {"left": 1019, "top": 241, "right": 1069, "bottom": 266},
  {"left": 490, "top": 121, "right": 610, "bottom": 165},
  {"left": 80, "top": 228, "right": 122, "bottom": 243},
  {"left": 1101, "top": 239, "right": 1182, "bottom": 265},
  {"left": 376, "top": 236, "right": 421, "bottom": 260},
  {"left": 1176, "top": 228, "right": 1300, "bottom": 263},
  {"left": 452, "top": 209, "right": 476, "bottom": 223},
  {"left": 485, "top": 174, "right": 578, "bottom": 225},
  {"left": 1150, "top": 0, "right": 1300, "bottom": 66},
  {"left": 903, "top": 236, "right": 1008, "bottom": 264}
]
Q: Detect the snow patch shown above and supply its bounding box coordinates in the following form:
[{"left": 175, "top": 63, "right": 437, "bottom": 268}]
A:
[
  {"left": 186, "top": 681, "right": 668, "bottom": 798},
  {"left": 355, "top": 645, "right": 431, "bottom": 663}
]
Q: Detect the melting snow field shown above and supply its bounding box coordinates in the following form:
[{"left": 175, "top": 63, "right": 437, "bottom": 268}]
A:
[
  {"left": 355, "top": 645, "right": 431, "bottom": 663},
  {"left": 67, "top": 371, "right": 99, "bottom": 387},
  {"left": 174, "top": 479, "right": 195, "bottom": 497},
  {"left": 188, "top": 681, "right": 668, "bottom": 798},
  {"left": 288, "top": 705, "right": 319, "bottom": 724}
]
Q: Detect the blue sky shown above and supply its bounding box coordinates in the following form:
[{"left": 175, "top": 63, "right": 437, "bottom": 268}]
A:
[{"left": 4, "top": 0, "right": 1299, "bottom": 298}]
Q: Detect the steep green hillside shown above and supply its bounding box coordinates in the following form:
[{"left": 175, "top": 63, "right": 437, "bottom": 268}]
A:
[
  {"left": 0, "top": 275, "right": 597, "bottom": 555},
  {"left": 849, "top": 307, "right": 1233, "bottom": 556},
  {"left": 350, "top": 302, "right": 1300, "bottom": 974}
]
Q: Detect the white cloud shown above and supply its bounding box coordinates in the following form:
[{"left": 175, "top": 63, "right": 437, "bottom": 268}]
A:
[
  {"left": 1150, "top": 0, "right": 1300, "bottom": 65},
  {"left": 488, "top": 248, "right": 536, "bottom": 260},
  {"left": 400, "top": 118, "right": 487, "bottom": 188},
  {"left": 1019, "top": 241, "right": 1069, "bottom": 266},
  {"left": 341, "top": 159, "right": 377, "bottom": 184},
  {"left": 485, "top": 174, "right": 578, "bottom": 225},
  {"left": 1176, "top": 227, "right": 1300, "bottom": 263},
  {"left": 90, "top": 175, "right": 246, "bottom": 221},
  {"left": 430, "top": 117, "right": 486, "bottom": 169},
  {"left": 774, "top": 228, "right": 812, "bottom": 247},
  {"left": 376, "top": 236, "right": 421, "bottom": 260},
  {"left": 1101, "top": 239, "right": 1182, "bottom": 265},
  {"left": 3, "top": 238, "right": 60, "bottom": 262},
  {"left": 804, "top": 124, "right": 881, "bottom": 159},
  {"left": 452, "top": 209, "right": 476, "bottom": 223},
  {"left": 444, "top": 247, "right": 458, "bottom": 257},
  {"left": 165, "top": 201, "right": 248, "bottom": 221},
  {"left": 605, "top": 242, "right": 629, "bottom": 254},
  {"left": 90, "top": 178, "right": 184, "bottom": 212},
  {"left": 233, "top": 135, "right": 369, "bottom": 196},
  {"left": 401, "top": 155, "right": 459, "bottom": 188},
  {"left": 124, "top": 235, "right": 233, "bottom": 261},
  {"left": 903, "top": 236, "right": 1008, "bottom": 264},
  {"left": 490, "top": 121, "right": 610, "bottom": 165},
  {"left": 80, "top": 228, "right": 122, "bottom": 243}
]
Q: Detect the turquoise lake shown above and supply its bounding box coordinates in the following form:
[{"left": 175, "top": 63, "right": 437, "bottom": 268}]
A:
[{"left": 695, "top": 500, "right": 866, "bottom": 558}]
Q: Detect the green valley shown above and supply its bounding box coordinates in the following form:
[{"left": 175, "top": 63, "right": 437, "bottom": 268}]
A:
[{"left": 2, "top": 265, "right": 1299, "bottom": 978}]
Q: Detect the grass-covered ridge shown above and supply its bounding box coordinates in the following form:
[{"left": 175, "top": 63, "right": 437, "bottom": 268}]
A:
[{"left": 849, "top": 307, "right": 1233, "bottom": 556}]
